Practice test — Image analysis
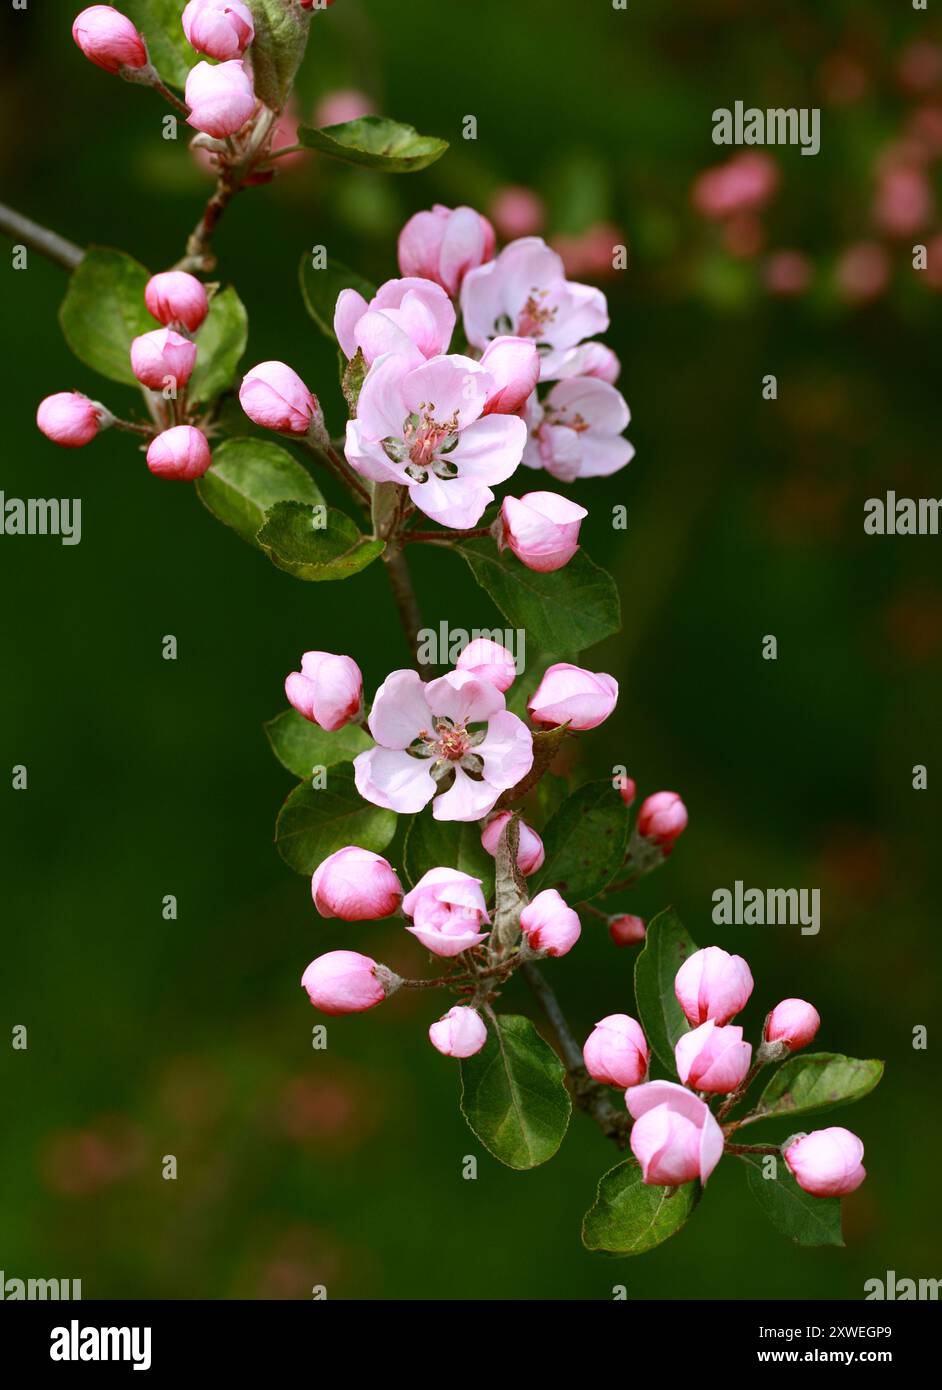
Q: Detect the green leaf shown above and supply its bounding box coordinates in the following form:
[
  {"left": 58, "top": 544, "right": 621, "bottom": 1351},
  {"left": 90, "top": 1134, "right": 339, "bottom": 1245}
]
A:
[
  {"left": 245, "top": 0, "right": 310, "bottom": 110},
  {"left": 454, "top": 541, "right": 621, "bottom": 655},
  {"left": 403, "top": 817, "right": 494, "bottom": 899},
  {"left": 197, "top": 438, "right": 323, "bottom": 548},
  {"left": 275, "top": 769, "right": 396, "bottom": 875},
  {"left": 535, "top": 779, "right": 628, "bottom": 902},
  {"left": 126, "top": 0, "right": 192, "bottom": 87},
  {"left": 299, "top": 252, "right": 377, "bottom": 343},
  {"left": 188, "top": 287, "right": 248, "bottom": 406},
  {"left": 298, "top": 116, "right": 449, "bottom": 173},
  {"left": 257, "top": 500, "right": 385, "bottom": 581},
  {"left": 459, "top": 1014, "right": 571, "bottom": 1170},
  {"left": 342, "top": 348, "right": 368, "bottom": 418},
  {"left": 746, "top": 1054, "right": 885, "bottom": 1127},
  {"left": 59, "top": 247, "right": 153, "bottom": 386},
  {"left": 739, "top": 1154, "right": 844, "bottom": 1247},
  {"left": 264, "top": 709, "right": 371, "bottom": 779},
  {"left": 633, "top": 908, "right": 698, "bottom": 1074},
  {"left": 582, "top": 1159, "right": 699, "bottom": 1255}
]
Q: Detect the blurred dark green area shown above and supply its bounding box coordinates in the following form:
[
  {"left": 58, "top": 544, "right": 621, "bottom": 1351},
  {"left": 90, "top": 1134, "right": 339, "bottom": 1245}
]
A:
[{"left": 1, "top": 0, "right": 940, "bottom": 1299}]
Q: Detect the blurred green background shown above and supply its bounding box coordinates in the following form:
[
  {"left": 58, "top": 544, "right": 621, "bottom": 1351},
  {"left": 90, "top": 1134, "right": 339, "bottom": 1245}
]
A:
[{"left": 1, "top": 0, "right": 940, "bottom": 1299}]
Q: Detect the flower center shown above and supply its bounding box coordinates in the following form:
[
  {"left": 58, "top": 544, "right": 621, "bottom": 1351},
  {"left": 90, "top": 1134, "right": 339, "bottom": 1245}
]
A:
[
  {"left": 543, "top": 403, "right": 590, "bottom": 434},
  {"left": 383, "top": 406, "right": 461, "bottom": 484},
  {"left": 516, "top": 290, "right": 557, "bottom": 339}
]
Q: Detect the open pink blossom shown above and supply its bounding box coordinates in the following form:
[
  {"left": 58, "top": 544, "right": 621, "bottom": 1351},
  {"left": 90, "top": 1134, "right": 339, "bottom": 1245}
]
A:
[
  {"left": 284, "top": 651, "right": 362, "bottom": 732},
  {"left": 429, "top": 1006, "right": 487, "bottom": 1058},
  {"left": 522, "top": 377, "right": 633, "bottom": 482},
  {"left": 528, "top": 662, "right": 618, "bottom": 731},
  {"left": 674, "top": 946, "right": 754, "bottom": 1027},
  {"left": 335, "top": 278, "right": 456, "bottom": 368},
  {"left": 455, "top": 638, "right": 517, "bottom": 693},
  {"left": 583, "top": 1014, "right": 649, "bottom": 1088},
  {"left": 479, "top": 337, "right": 541, "bottom": 416},
  {"left": 627, "top": 1080, "right": 725, "bottom": 1186},
  {"left": 499, "top": 491, "right": 587, "bottom": 573},
  {"left": 344, "top": 353, "right": 527, "bottom": 529},
  {"left": 354, "top": 668, "right": 532, "bottom": 821},
  {"left": 674, "top": 1021, "right": 752, "bottom": 1094},
  {"left": 398, "top": 204, "right": 496, "bottom": 297},
  {"left": 519, "top": 889, "right": 581, "bottom": 956},
  {"left": 185, "top": 59, "right": 256, "bottom": 138},
  {"left": 311, "top": 847, "right": 402, "bottom": 921},
  {"left": 182, "top": 0, "right": 254, "bottom": 61},
  {"left": 461, "top": 236, "right": 609, "bottom": 381},
  {"left": 480, "top": 811, "right": 545, "bottom": 876},
  {"left": 402, "top": 868, "right": 490, "bottom": 957},
  {"left": 784, "top": 1127, "right": 866, "bottom": 1197}
]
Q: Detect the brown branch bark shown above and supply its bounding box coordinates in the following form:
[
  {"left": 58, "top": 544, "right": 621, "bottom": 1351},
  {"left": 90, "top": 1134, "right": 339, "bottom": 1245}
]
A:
[{"left": 0, "top": 201, "right": 83, "bottom": 272}]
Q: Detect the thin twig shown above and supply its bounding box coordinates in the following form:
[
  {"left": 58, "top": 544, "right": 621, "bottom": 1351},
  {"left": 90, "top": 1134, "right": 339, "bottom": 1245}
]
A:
[
  {"left": 382, "top": 547, "right": 426, "bottom": 670},
  {"left": 0, "top": 201, "right": 83, "bottom": 272}
]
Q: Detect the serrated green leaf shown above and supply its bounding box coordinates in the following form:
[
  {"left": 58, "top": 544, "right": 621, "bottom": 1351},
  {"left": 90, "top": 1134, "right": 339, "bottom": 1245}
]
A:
[
  {"left": 582, "top": 1159, "right": 699, "bottom": 1255},
  {"left": 299, "top": 252, "right": 377, "bottom": 343},
  {"left": 126, "top": 0, "right": 192, "bottom": 88},
  {"left": 535, "top": 779, "right": 628, "bottom": 902},
  {"left": 188, "top": 287, "right": 248, "bottom": 406},
  {"left": 298, "top": 116, "right": 448, "bottom": 173},
  {"left": 454, "top": 540, "right": 621, "bottom": 655},
  {"left": 197, "top": 438, "right": 323, "bottom": 548},
  {"left": 459, "top": 1014, "right": 571, "bottom": 1170},
  {"left": 745, "top": 1054, "right": 884, "bottom": 1127},
  {"left": 633, "top": 909, "right": 698, "bottom": 1074},
  {"left": 264, "top": 709, "right": 371, "bottom": 779},
  {"left": 403, "top": 817, "right": 494, "bottom": 898},
  {"left": 245, "top": 0, "right": 310, "bottom": 110},
  {"left": 739, "top": 1154, "right": 844, "bottom": 1247},
  {"left": 59, "top": 247, "right": 153, "bottom": 386},
  {"left": 275, "top": 769, "right": 396, "bottom": 875},
  {"left": 258, "top": 500, "right": 385, "bottom": 581}
]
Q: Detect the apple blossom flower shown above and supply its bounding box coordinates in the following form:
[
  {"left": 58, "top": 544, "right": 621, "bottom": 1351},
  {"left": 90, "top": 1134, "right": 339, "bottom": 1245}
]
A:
[
  {"left": 784, "top": 1127, "right": 866, "bottom": 1197},
  {"left": 402, "top": 868, "right": 490, "bottom": 957},
  {"left": 519, "top": 889, "right": 581, "bottom": 957},
  {"left": 455, "top": 638, "right": 517, "bottom": 693},
  {"left": 185, "top": 59, "right": 256, "bottom": 139},
  {"left": 552, "top": 341, "right": 621, "bottom": 384},
  {"left": 146, "top": 425, "right": 212, "bottom": 480},
  {"left": 480, "top": 811, "right": 545, "bottom": 876},
  {"left": 489, "top": 186, "right": 545, "bottom": 241},
  {"left": 311, "top": 847, "right": 402, "bottom": 921},
  {"left": 429, "top": 1006, "right": 487, "bottom": 1058},
  {"left": 353, "top": 668, "right": 533, "bottom": 821},
  {"left": 398, "top": 204, "right": 496, "bottom": 298},
  {"left": 609, "top": 913, "right": 646, "bottom": 947},
  {"left": 765, "top": 999, "right": 820, "bottom": 1053},
  {"left": 182, "top": 0, "right": 255, "bottom": 61},
  {"left": 616, "top": 774, "right": 636, "bottom": 808},
  {"left": 313, "top": 87, "right": 375, "bottom": 128},
  {"left": 36, "top": 392, "right": 104, "bottom": 448},
  {"left": 522, "top": 377, "right": 633, "bottom": 482},
  {"left": 301, "top": 950, "right": 386, "bottom": 1015},
  {"left": 335, "top": 278, "right": 456, "bottom": 368},
  {"left": 636, "top": 791, "right": 688, "bottom": 850},
  {"left": 130, "top": 329, "right": 197, "bottom": 392},
  {"left": 527, "top": 662, "right": 618, "bottom": 731},
  {"left": 239, "top": 361, "right": 322, "bottom": 437},
  {"left": 479, "top": 337, "right": 541, "bottom": 416},
  {"left": 72, "top": 6, "right": 147, "bottom": 73},
  {"left": 284, "top": 651, "right": 363, "bottom": 732},
  {"left": 461, "top": 236, "right": 609, "bottom": 381},
  {"left": 144, "top": 271, "right": 209, "bottom": 332},
  {"left": 344, "top": 353, "right": 527, "bottom": 529},
  {"left": 674, "top": 946, "right": 754, "bottom": 1027},
  {"left": 498, "top": 492, "right": 587, "bottom": 573},
  {"left": 626, "top": 1080, "right": 725, "bottom": 1186},
  {"left": 675, "top": 1021, "right": 752, "bottom": 1094},
  {"left": 583, "top": 1014, "right": 649, "bottom": 1088}
]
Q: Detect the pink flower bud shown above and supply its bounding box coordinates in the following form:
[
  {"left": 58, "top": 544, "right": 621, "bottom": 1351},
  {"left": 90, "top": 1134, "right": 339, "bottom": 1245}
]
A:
[
  {"left": 455, "top": 638, "right": 517, "bottom": 693},
  {"left": 500, "top": 492, "right": 588, "bottom": 574},
  {"left": 398, "top": 203, "right": 496, "bottom": 297},
  {"left": 608, "top": 913, "right": 646, "bottom": 947},
  {"left": 402, "top": 868, "right": 490, "bottom": 958},
  {"left": 616, "top": 773, "right": 636, "bottom": 807},
  {"left": 627, "top": 1080, "right": 725, "bottom": 1186},
  {"left": 527, "top": 661, "right": 617, "bottom": 730},
  {"left": 185, "top": 58, "right": 256, "bottom": 139},
  {"left": 479, "top": 337, "right": 541, "bottom": 416},
  {"left": 311, "top": 847, "right": 402, "bottom": 921},
  {"left": 130, "top": 328, "right": 197, "bottom": 392},
  {"left": 284, "top": 651, "right": 363, "bottom": 732},
  {"left": 36, "top": 392, "right": 102, "bottom": 448},
  {"left": 583, "top": 1014, "right": 649, "bottom": 1088},
  {"left": 765, "top": 998, "right": 821, "bottom": 1053},
  {"left": 519, "top": 889, "right": 581, "bottom": 957},
  {"left": 239, "top": 361, "right": 319, "bottom": 436},
  {"left": 636, "top": 790, "right": 687, "bottom": 849},
  {"left": 72, "top": 6, "right": 147, "bottom": 73},
  {"left": 146, "top": 425, "right": 212, "bottom": 480},
  {"left": 301, "top": 950, "right": 385, "bottom": 1015},
  {"left": 145, "top": 271, "right": 209, "bottom": 332},
  {"left": 429, "top": 1006, "right": 487, "bottom": 1059},
  {"left": 182, "top": 0, "right": 254, "bottom": 61},
  {"left": 489, "top": 185, "right": 545, "bottom": 240},
  {"left": 480, "top": 812, "right": 545, "bottom": 876},
  {"left": 674, "top": 946, "right": 754, "bottom": 1027},
  {"left": 674, "top": 1020, "right": 752, "bottom": 1094},
  {"left": 784, "top": 1127, "right": 866, "bottom": 1197}
]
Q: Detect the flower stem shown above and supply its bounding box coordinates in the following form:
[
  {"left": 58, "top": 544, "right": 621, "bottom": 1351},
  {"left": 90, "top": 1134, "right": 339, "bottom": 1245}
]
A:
[
  {"left": 0, "top": 201, "right": 83, "bottom": 272},
  {"left": 724, "top": 1142, "right": 779, "bottom": 1156},
  {"left": 715, "top": 1057, "right": 765, "bottom": 1123},
  {"left": 382, "top": 546, "right": 426, "bottom": 670},
  {"left": 403, "top": 526, "right": 490, "bottom": 544}
]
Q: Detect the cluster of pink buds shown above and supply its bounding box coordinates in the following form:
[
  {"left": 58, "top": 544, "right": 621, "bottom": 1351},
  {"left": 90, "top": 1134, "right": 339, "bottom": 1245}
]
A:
[{"left": 582, "top": 945, "right": 865, "bottom": 1199}]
